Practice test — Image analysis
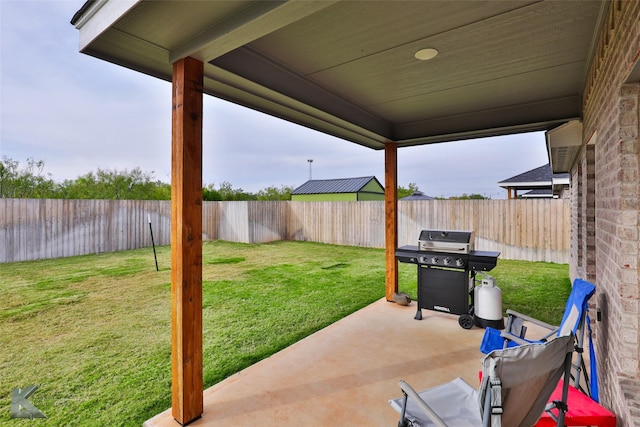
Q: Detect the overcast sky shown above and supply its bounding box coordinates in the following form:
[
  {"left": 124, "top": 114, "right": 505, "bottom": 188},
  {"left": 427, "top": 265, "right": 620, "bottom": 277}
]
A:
[{"left": 1, "top": 1, "right": 550, "bottom": 199}]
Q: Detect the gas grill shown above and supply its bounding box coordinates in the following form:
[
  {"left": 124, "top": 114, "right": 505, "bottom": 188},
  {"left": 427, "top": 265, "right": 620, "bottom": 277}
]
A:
[{"left": 395, "top": 229, "right": 500, "bottom": 328}]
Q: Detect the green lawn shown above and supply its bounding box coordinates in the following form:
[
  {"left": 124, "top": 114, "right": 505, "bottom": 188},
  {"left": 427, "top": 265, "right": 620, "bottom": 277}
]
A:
[{"left": 0, "top": 241, "right": 569, "bottom": 426}]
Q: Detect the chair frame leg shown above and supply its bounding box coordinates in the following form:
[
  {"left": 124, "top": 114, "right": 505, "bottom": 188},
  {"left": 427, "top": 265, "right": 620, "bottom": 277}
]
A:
[{"left": 398, "top": 391, "right": 410, "bottom": 427}]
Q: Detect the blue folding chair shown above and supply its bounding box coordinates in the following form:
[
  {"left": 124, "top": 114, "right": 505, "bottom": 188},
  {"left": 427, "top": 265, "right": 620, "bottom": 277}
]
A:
[{"left": 479, "top": 278, "right": 598, "bottom": 401}]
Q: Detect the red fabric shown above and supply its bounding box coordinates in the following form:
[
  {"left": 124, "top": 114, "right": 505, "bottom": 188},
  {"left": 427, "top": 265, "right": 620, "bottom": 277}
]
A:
[
  {"left": 478, "top": 372, "right": 616, "bottom": 427},
  {"left": 535, "top": 380, "right": 616, "bottom": 427}
]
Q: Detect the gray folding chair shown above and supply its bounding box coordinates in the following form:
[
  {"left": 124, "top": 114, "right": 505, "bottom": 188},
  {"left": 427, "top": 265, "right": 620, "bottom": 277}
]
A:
[{"left": 389, "top": 334, "right": 574, "bottom": 427}]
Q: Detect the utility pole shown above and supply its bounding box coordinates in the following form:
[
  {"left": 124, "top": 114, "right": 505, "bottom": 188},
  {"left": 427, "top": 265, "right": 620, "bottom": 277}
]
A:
[{"left": 307, "top": 159, "right": 313, "bottom": 180}]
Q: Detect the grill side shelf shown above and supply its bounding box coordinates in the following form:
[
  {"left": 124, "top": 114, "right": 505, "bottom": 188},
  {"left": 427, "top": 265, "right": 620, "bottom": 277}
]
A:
[
  {"left": 468, "top": 251, "right": 501, "bottom": 272},
  {"left": 395, "top": 245, "right": 420, "bottom": 264}
]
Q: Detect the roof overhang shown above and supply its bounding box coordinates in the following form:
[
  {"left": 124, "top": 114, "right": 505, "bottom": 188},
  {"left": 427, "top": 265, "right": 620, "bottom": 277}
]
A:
[
  {"left": 546, "top": 120, "right": 584, "bottom": 173},
  {"left": 497, "top": 181, "right": 552, "bottom": 189},
  {"left": 552, "top": 174, "right": 570, "bottom": 196},
  {"left": 72, "top": 1, "right": 608, "bottom": 150},
  {"left": 521, "top": 192, "right": 554, "bottom": 199}
]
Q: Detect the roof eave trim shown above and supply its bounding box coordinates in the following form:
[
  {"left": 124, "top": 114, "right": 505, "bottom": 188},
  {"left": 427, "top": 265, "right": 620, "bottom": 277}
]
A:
[
  {"left": 497, "top": 181, "right": 552, "bottom": 188},
  {"left": 72, "top": 0, "right": 139, "bottom": 52}
]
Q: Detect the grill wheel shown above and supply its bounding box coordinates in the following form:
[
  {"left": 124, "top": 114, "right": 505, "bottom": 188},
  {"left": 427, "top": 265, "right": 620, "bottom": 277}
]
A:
[{"left": 458, "top": 314, "right": 474, "bottom": 329}]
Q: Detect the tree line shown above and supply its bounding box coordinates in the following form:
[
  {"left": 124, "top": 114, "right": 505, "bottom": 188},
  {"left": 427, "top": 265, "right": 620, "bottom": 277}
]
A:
[
  {"left": 0, "top": 156, "right": 295, "bottom": 201},
  {"left": 0, "top": 156, "right": 486, "bottom": 201},
  {"left": 1, "top": 156, "right": 171, "bottom": 200}
]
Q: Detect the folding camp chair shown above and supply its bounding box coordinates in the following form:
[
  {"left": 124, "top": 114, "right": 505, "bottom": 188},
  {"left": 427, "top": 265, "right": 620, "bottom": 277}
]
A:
[
  {"left": 479, "top": 278, "right": 597, "bottom": 399},
  {"left": 478, "top": 278, "right": 616, "bottom": 426},
  {"left": 389, "top": 334, "right": 575, "bottom": 427}
]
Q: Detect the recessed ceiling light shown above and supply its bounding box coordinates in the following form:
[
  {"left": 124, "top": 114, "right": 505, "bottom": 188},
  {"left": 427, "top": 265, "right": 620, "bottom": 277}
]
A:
[{"left": 414, "top": 48, "right": 439, "bottom": 61}]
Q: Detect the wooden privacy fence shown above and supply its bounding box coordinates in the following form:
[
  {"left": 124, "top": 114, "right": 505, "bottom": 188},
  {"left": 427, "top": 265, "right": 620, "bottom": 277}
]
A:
[{"left": 0, "top": 198, "right": 569, "bottom": 263}]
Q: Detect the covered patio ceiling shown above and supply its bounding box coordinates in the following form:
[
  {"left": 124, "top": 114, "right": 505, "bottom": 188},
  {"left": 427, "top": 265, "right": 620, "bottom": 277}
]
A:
[{"left": 72, "top": 0, "right": 606, "bottom": 170}]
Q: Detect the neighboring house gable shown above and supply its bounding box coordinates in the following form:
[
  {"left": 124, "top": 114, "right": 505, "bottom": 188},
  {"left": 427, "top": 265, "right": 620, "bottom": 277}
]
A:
[
  {"left": 498, "top": 164, "right": 569, "bottom": 199},
  {"left": 291, "top": 176, "right": 384, "bottom": 201}
]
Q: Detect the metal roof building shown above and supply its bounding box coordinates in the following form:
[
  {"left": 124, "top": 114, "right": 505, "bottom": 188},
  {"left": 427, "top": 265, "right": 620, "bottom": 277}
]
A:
[{"left": 291, "top": 176, "right": 384, "bottom": 201}]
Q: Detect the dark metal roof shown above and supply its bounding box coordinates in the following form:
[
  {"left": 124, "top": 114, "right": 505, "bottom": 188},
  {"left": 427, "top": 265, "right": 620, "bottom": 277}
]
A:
[
  {"left": 400, "top": 191, "right": 434, "bottom": 201},
  {"left": 291, "top": 176, "right": 383, "bottom": 195}
]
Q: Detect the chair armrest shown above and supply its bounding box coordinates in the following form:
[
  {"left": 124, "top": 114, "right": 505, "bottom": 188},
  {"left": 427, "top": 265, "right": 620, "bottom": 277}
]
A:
[
  {"left": 399, "top": 380, "right": 448, "bottom": 427},
  {"left": 500, "top": 331, "right": 530, "bottom": 346},
  {"left": 506, "top": 309, "right": 558, "bottom": 331}
]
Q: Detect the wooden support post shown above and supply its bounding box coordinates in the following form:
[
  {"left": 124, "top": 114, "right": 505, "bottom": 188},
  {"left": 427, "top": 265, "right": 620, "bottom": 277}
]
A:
[
  {"left": 384, "top": 142, "right": 398, "bottom": 301},
  {"left": 171, "top": 57, "right": 204, "bottom": 426}
]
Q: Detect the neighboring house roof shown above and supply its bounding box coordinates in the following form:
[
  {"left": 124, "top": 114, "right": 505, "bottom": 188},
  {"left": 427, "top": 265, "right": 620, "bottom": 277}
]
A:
[
  {"left": 400, "top": 191, "right": 434, "bottom": 200},
  {"left": 498, "top": 164, "right": 552, "bottom": 188},
  {"left": 291, "top": 176, "right": 383, "bottom": 195},
  {"left": 498, "top": 164, "right": 570, "bottom": 198},
  {"left": 521, "top": 188, "right": 554, "bottom": 198}
]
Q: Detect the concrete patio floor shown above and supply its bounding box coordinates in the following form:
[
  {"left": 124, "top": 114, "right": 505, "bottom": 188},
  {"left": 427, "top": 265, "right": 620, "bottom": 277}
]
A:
[{"left": 144, "top": 298, "right": 488, "bottom": 426}]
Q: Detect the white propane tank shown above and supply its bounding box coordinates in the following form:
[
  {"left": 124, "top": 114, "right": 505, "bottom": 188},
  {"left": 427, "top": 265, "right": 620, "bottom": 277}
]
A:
[{"left": 474, "top": 274, "right": 505, "bottom": 329}]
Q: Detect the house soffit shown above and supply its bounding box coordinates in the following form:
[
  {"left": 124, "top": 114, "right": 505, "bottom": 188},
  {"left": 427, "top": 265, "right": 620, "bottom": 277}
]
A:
[{"left": 72, "top": 0, "right": 607, "bottom": 150}]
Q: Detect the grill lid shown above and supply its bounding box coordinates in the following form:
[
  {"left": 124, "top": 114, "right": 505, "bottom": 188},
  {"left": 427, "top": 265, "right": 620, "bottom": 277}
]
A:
[{"left": 418, "top": 229, "right": 474, "bottom": 253}]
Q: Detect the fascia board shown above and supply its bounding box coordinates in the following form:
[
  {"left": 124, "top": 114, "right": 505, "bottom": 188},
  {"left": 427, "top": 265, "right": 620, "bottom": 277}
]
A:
[
  {"left": 74, "top": 0, "right": 139, "bottom": 52},
  {"left": 497, "top": 181, "right": 552, "bottom": 188}
]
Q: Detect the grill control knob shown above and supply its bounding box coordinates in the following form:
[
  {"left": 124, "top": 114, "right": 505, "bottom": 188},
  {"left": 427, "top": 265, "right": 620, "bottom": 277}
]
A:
[
  {"left": 443, "top": 257, "right": 451, "bottom": 265},
  {"left": 455, "top": 258, "right": 465, "bottom": 268},
  {"left": 431, "top": 256, "right": 438, "bottom": 264}
]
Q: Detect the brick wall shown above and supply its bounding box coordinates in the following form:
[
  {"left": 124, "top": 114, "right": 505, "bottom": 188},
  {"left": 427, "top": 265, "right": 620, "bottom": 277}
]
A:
[
  {"left": 571, "top": 144, "right": 597, "bottom": 283},
  {"left": 580, "top": 1, "right": 640, "bottom": 424},
  {"left": 585, "top": 144, "right": 597, "bottom": 284},
  {"left": 571, "top": 150, "right": 583, "bottom": 280}
]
